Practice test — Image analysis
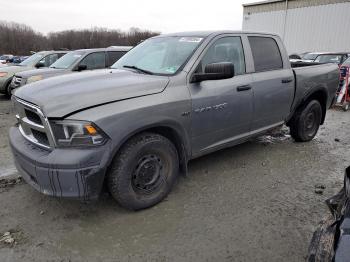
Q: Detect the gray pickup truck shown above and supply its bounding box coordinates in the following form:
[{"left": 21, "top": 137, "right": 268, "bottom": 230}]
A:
[{"left": 9, "top": 31, "right": 339, "bottom": 210}]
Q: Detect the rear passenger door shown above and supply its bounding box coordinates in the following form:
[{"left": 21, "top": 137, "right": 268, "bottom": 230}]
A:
[
  {"left": 106, "top": 51, "right": 127, "bottom": 67},
  {"left": 248, "top": 36, "right": 294, "bottom": 131}
]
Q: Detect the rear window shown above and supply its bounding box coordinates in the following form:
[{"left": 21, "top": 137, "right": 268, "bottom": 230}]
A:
[{"left": 248, "top": 36, "right": 283, "bottom": 72}]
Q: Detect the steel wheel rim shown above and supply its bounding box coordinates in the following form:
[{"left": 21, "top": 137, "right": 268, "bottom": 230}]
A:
[
  {"left": 304, "top": 107, "right": 319, "bottom": 137},
  {"left": 132, "top": 154, "right": 165, "bottom": 194}
]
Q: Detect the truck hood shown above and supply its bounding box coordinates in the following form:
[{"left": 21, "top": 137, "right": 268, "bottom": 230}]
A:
[
  {"left": 14, "top": 69, "right": 170, "bottom": 118},
  {"left": 16, "top": 67, "right": 69, "bottom": 79}
]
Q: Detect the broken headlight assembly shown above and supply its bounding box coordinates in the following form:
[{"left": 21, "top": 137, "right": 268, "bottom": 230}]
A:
[{"left": 50, "top": 120, "right": 108, "bottom": 147}]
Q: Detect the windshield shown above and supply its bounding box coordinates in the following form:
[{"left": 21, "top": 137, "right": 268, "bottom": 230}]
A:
[
  {"left": 302, "top": 53, "right": 319, "bottom": 61},
  {"left": 111, "top": 36, "right": 204, "bottom": 75},
  {"left": 50, "top": 51, "right": 85, "bottom": 69},
  {"left": 314, "top": 54, "right": 343, "bottom": 64},
  {"left": 19, "top": 53, "right": 44, "bottom": 66}
]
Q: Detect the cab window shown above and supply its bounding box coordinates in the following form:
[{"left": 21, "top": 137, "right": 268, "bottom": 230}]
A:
[
  {"left": 79, "top": 52, "right": 106, "bottom": 70},
  {"left": 248, "top": 36, "right": 283, "bottom": 72},
  {"left": 198, "top": 36, "right": 246, "bottom": 75},
  {"left": 107, "top": 51, "right": 126, "bottom": 67},
  {"left": 40, "top": 54, "right": 60, "bottom": 67}
]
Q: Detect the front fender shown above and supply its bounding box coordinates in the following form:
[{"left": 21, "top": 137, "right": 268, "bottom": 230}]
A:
[{"left": 65, "top": 85, "right": 192, "bottom": 168}]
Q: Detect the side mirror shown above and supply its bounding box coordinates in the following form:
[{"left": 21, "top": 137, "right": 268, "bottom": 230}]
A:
[
  {"left": 76, "top": 64, "right": 87, "bottom": 71},
  {"left": 35, "top": 62, "right": 45, "bottom": 68},
  {"left": 190, "top": 62, "right": 235, "bottom": 83}
]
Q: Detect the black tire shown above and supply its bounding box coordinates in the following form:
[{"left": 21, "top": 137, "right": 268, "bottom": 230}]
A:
[
  {"left": 4, "top": 81, "right": 12, "bottom": 98},
  {"left": 343, "top": 102, "right": 350, "bottom": 112},
  {"left": 289, "top": 100, "right": 322, "bottom": 142},
  {"left": 107, "top": 132, "right": 179, "bottom": 210}
]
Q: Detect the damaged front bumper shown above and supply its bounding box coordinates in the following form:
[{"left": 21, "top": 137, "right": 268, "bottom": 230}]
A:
[
  {"left": 9, "top": 126, "right": 111, "bottom": 200},
  {"left": 308, "top": 166, "right": 350, "bottom": 262}
]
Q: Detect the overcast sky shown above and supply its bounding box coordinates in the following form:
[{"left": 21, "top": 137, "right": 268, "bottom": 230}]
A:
[{"left": 0, "top": 0, "right": 257, "bottom": 34}]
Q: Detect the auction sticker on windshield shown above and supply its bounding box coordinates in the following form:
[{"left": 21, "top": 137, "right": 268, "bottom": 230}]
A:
[{"left": 179, "top": 37, "right": 203, "bottom": 43}]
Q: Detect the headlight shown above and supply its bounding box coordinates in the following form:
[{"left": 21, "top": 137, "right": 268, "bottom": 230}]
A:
[
  {"left": 50, "top": 120, "right": 108, "bottom": 147},
  {"left": 0, "top": 72, "right": 8, "bottom": 77},
  {"left": 27, "top": 75, "right": 43, "bottom": 84}
]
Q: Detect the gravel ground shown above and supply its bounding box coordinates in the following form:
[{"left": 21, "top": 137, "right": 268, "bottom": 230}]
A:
[{"left": 0, "top": 94, "right": 349, "bottom": 262}]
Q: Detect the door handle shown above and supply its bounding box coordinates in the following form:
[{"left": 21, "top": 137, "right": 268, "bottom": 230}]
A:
[
  {"left": 282, "top": 78, "right": 293, "bottom": 84},
  {"left": 236, "top": 85, "right": 252, "bottom": 92}
]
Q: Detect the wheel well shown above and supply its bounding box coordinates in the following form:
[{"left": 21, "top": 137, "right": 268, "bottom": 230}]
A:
[
  {"left": 146, "top": 126, "right": 188, "bottom": 175},
  {"left": 2, "top": 78, "right": 12, "bottom": 96},
  {"left": 288, "top": 90, "right": 328, "bottom": 126},
  {"left": 305, "top": 90, "right": 327, "bottom": 125},
  {"left": 112, "top": 126, "right": 189, "bottom": 176}
]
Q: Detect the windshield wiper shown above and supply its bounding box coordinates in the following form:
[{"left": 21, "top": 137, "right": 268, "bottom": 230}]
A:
[{"left": 123, "top": 65, "right": 154, "bottom": 75}]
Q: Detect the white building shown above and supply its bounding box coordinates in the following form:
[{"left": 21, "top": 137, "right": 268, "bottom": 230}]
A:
[{"left": 242, "top": 0, "right": 350, "bottom": 54}]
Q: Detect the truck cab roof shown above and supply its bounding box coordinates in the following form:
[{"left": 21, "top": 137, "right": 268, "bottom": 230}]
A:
[{"left": 159, "top": 30, "right": 280, "bottom": 38}]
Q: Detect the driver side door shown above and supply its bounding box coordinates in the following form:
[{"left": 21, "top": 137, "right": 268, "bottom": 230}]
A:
[{"left": 188, "top": 35, "right": 254, "bottom": 156}]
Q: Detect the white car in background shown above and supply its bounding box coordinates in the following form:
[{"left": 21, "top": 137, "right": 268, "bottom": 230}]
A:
[
  {"left": 289, "top": 52, "right": 323, "bottom": 63},
  {"left": 299, "top": 52, "right": 326, "bottom": 63}
]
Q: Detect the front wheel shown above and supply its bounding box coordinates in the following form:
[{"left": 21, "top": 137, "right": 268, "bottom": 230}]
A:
[
  {"left": 4, "top": 81, "right": 12, "bottom": 98},
  {"left": 289, "top": 100, "right": 322, "bottom": 142},
  {"left": 107, "top": 133, "right": 179, "bottom": 210}
]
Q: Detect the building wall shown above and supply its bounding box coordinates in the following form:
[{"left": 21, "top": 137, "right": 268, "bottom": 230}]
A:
[{"left": 242, "top": 1, "right": 350, "bottom": 54}]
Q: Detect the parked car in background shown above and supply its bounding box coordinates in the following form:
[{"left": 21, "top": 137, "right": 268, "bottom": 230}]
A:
[
  {"left": 299, "top": 52, "right": 325, "bottom": 63},
  {"left": 9, "top": 31, "right": 339, "bottom": 210},
  {"left": 289, "top": 52, "right": 309, "bottom": 61},
  {"left": 20, "top": 56, "right": 29, "bottom": 62},
  {"left": 0, "top": 51, "right": 67, "bottom": 97},
  {"left": 11, "top": 46, "right": 132, "bottom": 90},
  {"left": 0, "top": 54, "right": 13, "bottom": 64},
  {"left": 314, "top": 52, "right": 350, "bottom": 65},
  {"left": 10, "top": 56, "right": 28, "bottom": 64},
  {"left": 109, "top": 45, "right": 133, "bottom": 49},
  {"left": 342, "top": 57, "right": 350, "bottom": 67}
]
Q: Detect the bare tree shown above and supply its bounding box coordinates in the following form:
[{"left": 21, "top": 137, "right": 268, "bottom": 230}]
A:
[{"left": 0, "top": 21, "right": 159, "bottom": 55}]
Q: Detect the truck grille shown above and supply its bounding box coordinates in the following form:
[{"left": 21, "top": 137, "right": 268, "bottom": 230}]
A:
[{"left": 13, "top": 97, "right": 55, "bottom": 149}]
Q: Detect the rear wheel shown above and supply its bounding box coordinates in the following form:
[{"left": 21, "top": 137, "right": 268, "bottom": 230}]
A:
[
  {"left": 289, "top": 100, "right": 322, "bottom": 142},
  {"left": 107, "top": 133, "right": 179, "bottom": 210}
]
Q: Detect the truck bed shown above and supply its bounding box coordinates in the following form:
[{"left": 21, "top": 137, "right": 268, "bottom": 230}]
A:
[
  {"left": 291, "top": 63, "right": 339, "bottom": 114},
  {"left": 290, "top": 61, "right": 322, "bottom": 68}
]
